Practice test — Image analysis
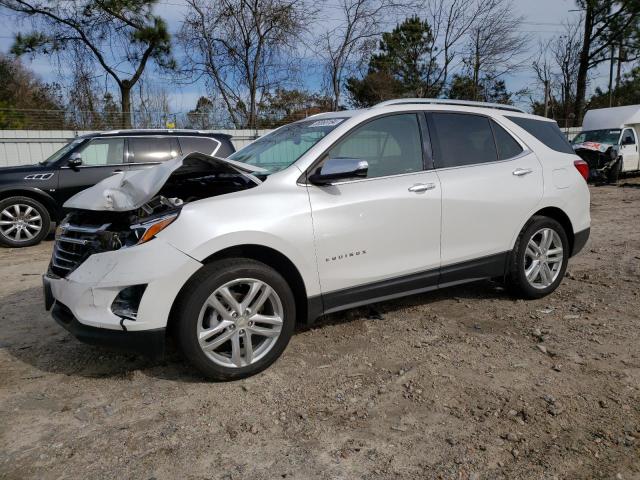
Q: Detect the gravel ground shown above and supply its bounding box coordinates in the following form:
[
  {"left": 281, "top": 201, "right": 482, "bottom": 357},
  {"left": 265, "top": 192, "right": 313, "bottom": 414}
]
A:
[{"left": 1, "top": 179, "right": 639, "bottom": 480}]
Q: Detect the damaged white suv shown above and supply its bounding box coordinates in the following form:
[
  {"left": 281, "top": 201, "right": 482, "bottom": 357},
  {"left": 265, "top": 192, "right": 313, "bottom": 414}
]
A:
[{"left": 43, "top": 100, "right": 591, "bottom": 380}]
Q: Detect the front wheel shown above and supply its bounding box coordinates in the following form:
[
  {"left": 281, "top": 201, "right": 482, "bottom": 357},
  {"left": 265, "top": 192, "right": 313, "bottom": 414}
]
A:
[
  {"left": 607, "top": 158, "right": 622, "bottom": 184},
  {"left": 0, "top": 196, "right": 51, "bottom": 247},
  {"left": 175, "top": 258, "right": 296, "bottom": 381},
  {"left": 507, "top": 216, "right": 569, "bottom": 299}
]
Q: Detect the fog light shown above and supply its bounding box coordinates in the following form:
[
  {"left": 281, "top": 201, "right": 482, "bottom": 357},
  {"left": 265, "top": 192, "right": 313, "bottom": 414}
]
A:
[{"left": 111, "top": 285, "right": 147, "bottom": 320}]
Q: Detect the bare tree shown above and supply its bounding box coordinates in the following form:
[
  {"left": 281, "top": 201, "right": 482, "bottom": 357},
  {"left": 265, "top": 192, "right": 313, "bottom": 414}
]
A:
[
  {"left": 463, "top": 0, "right": 529, "bottom": 101},
  {"left": 425, "top": 0, "right": 483, "bottom": 91},
  {"left": 134, "top": 77, "right": 172, "bottom": 128},
  {"left": 318, "top": 0, "right": 409, "bottom": 110},
  {"left": 552, "top": 22, "right": 582, "bottom": 123},
  {"left": 179, "top": 0, "right": 312, "bottom": 129}
]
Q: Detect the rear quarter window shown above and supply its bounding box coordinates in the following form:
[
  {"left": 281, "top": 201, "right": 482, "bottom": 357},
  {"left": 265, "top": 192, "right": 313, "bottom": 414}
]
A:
[
  {"left": 179, "top": 137, "right": 222, "bottom": 156},
  {"left": 506, "top": 116, "right": 574, "bottom": 154}
]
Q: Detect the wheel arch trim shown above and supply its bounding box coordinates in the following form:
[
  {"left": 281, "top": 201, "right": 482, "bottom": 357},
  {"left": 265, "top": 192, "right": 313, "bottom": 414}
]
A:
[
  {"left": 510, "top": 205, "right": 575, "bottom": 256},
  {"left": 0, "top": 187, "right": 61, "bottom": 220},
  {"left": 171, "top": 242, "right": 316, "bottom": 328}
]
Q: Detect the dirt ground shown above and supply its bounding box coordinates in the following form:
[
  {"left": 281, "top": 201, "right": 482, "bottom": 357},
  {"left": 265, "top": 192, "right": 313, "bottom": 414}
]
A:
[{"left": 1, "top": 179, "right": 639, "bottom": 480}]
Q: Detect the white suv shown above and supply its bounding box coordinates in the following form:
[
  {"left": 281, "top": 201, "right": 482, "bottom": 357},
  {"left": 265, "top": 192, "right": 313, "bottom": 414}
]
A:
[{"left": 43, "top": 99, "right": 591, "bottom": 380}]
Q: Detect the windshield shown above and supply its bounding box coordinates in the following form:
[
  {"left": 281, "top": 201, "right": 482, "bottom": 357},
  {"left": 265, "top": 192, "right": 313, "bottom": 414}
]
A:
[
  {"left": 40, "top": 138, "right": 85, "bottom": 165},
  {"left": 572, "top": 129, "right": 621, "bottom": 145},
  {"left": 228, "top": 118, "right": 347, "bottom": 174}
]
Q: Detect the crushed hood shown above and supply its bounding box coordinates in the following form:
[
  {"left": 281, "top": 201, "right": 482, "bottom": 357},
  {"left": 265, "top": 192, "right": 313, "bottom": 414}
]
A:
[
  {"left": 572, "top": 141, "right": 616, "bottom": 153},
  {"left": 64, "top": 153, "right": 265, "bottom": 212}
]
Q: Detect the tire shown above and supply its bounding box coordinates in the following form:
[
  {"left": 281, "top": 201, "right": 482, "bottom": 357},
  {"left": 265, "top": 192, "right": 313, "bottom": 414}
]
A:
[
  {"left": 0, "top": 196, "right": 51, "bottom": 248},
  {"left": 607, "top": 158, "right": 622, "bottom": 184},
  {"left": 506, "top": 216, "right": 569, "bottom": 299},
  {"left": 175, "top": 258, "right": 296, "bottom": 381}
]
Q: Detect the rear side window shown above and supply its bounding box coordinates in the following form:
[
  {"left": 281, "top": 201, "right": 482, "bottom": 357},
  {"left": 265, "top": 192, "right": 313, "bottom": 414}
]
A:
[
  {"left": 491, "top": 120, "right": 524, "bottom": 160},
  {"left": 179, "top": 137, "right": 222, "bottom": 156},
  {"left": 129, "top": 137, "right": 177, "bottom": 163},
  {"left": 506, "top": 116, "right": 574, "bottom": 154},
  {"left": 430, "top": 113, "right": 497, "bottom": 168}
]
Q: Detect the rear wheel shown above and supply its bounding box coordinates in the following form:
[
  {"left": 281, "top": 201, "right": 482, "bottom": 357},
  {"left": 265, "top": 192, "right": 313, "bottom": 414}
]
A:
[
  {"left": 175, "top": 258, "right": 296, "bottom": 381},
  {"left": 0, "top": 196, "right": 51, "bottom": 247},
  {"left": 507, "top": 216, "right": 569, "bottom": 299}
]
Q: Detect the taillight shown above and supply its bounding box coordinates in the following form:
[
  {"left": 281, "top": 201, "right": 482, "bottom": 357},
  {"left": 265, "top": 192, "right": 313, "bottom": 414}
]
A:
[{"left": 574, "top": 159, "right": 589, "bottom": 181}]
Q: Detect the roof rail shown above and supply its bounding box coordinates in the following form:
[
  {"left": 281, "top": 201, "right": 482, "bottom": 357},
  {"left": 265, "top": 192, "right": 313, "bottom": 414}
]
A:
[
  {"left": 373, "top": 98, "right": 525, "bottom": 113},
  {"left": 97, "top": 128, "right": 227, "bottom": 135}
]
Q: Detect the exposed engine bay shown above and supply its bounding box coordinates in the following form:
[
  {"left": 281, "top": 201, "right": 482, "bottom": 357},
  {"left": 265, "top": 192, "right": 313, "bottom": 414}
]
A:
[
  {"left": 49, "top": 153, "right": 263, "bottom": 278},
  {"left": 572, "top": 141, "right": 620, "bottom": 181}
]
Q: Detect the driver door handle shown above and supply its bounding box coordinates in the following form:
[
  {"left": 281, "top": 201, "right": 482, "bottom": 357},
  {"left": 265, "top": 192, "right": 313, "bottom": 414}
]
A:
[
  {"left": 408, "top": 183, "right": 436, "bottom": 193},
  {"left": 512, "top": 168, "right": 533, "bottom": 176}
]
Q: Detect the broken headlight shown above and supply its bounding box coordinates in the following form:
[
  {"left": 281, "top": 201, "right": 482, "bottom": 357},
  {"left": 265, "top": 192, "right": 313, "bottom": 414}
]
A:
[{"left": 129, "top": 211, "right": 179, "bottom": 246}]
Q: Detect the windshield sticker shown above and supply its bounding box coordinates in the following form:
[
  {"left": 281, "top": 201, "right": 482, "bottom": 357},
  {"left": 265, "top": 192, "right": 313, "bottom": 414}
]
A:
[{"left": 307, "top": 119, "right": 344, "bottom": 128}]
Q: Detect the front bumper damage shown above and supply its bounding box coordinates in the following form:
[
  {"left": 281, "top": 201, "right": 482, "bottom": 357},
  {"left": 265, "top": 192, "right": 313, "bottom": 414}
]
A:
[
  {"left": 43, "top": 152, "right": 265, "bottom": 357},
  {"left": 573, "top": 142, "right": 620, "bottom": 181},
  {"left": 44, "top": 238, "right": 202, "bottom": 357}
]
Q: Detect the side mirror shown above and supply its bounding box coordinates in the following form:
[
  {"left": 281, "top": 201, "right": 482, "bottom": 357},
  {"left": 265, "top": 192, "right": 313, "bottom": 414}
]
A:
[
  {"left": 622, "top": 136, "right": 635, "bottom": 146},
  {"left": 308, "top": 158, "right": 369, "bottom": 185},
  {"left": 67, "top": 153, "right": 83, "bottom": 168}
]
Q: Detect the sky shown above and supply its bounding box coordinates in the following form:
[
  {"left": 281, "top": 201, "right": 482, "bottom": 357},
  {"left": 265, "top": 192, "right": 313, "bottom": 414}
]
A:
[{"left": 0, "top": 0, "right": 618, "bottom": 113}]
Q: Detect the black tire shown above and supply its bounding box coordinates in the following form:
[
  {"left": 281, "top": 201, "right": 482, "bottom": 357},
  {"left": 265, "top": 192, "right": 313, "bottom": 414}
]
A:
[
  {"left": 607, "top": 158, "right": 622, "bottom": 184},
  {"left": 0, "top": 196, "right": 51, "bottom": 248},
  {"left": 175, "top": 258, "right": 296, "bottom": 381},
  {"left": 506, "top": 216, "right": 569, "bottom": 299}
]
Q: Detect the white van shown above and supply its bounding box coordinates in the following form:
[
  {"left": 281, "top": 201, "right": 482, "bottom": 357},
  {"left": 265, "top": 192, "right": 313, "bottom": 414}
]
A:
[{"left": 572, "top": 105, "right": 640, "bottom": 183}]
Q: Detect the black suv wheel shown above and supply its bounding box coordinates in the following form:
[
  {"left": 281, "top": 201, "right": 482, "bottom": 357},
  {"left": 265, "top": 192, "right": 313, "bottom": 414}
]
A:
[{"left": 0, "top": 196, "right": 51, "bottom": 247}]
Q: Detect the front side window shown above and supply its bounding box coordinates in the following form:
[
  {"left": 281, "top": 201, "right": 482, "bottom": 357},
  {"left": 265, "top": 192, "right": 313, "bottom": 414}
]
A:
[
  {"left": 430, "top": 113, "right": 497, "bottom": 168},
  {"left": 491, "top": 120, "right": 524, "bottom": 160},
  {"left": 129, "top": 137, "right": 177, "bottom": 163},
  {"left": 77, "top": 138, "right": 125, "bottom": 166},
  {"left": 324, "top": 114, "right": 423, "bottom": 178},
  {"left": 622, "top": 128, "right": 636, "bottom": 145},
  {"left": 229, "top": 118, "right": 347, "bottom": 174},
  {"left": 507, "top": 116, "right": 574, "bottom": 154}
]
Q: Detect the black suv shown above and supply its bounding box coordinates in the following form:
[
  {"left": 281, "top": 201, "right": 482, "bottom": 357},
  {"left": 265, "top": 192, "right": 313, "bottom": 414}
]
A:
[{"left": 0, "top": 130, "right": 235, "bottom": 247}]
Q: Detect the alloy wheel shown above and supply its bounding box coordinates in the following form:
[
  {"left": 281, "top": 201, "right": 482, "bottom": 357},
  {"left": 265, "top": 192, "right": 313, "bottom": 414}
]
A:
[
  {"left": 524, "top": 227, "right": 564, "bottom": 289},
  {"left": 197, "top": 278, "right": 284, "bottom": 368},
  {"left": 0, "top": 203, "right": 42, "bottom": 243}
]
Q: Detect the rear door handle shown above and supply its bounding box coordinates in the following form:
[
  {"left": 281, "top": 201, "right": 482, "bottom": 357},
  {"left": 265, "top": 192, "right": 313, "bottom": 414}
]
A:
[
  {"left": 512, "top": 168, "right": 533, "bottom": 176},
  {"left": 408, "top": 183, "right": 436, "bottom": 193},
  {"left": 112, "top": 169, "right": 124, "bottom": 173}
]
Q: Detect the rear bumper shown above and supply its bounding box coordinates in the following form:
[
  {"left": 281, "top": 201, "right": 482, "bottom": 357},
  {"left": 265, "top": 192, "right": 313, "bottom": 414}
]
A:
[
  {"left": 572, "top": 227, "right": 590, "bottom": 257},
  {"left": 52, "top": 301, "right": 166, "bottom": 358}
]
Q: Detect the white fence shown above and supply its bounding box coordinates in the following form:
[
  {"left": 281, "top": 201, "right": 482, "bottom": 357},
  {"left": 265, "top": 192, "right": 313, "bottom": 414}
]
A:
[
  {"left": 561, "top": 127, "right": 581, "bottom": 141},
  {"left": 0, "top": 129, "right": 270, "bottom": 167}
]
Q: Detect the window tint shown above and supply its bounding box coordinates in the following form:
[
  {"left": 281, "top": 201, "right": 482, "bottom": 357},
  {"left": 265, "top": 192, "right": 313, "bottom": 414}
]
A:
[
  {"left": 430, "top": 113, "right": 497, "bottom": 168},
  {"left": 129, "top": 137, "right": 177, "bottom": 163},
  {"left": 506, "top": 116, "right": 574, "bottom": 154},
  {"left": 326, "top": 114, "right": 423, "bottom": 178},
  {"left": 77, "top": 138, "right": 124, "bottom": 166},
  {"left": 491, "top": 120, "right": 524, "bottom": 160},
  {"left": 179, "top": 137, "right": 221, "bottom": 156}
]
